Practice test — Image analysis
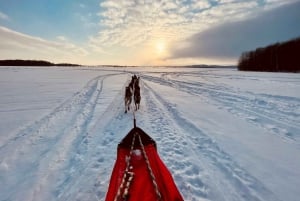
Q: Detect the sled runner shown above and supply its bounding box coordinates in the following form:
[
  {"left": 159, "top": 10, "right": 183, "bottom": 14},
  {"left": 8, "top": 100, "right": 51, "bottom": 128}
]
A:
[{"left": 105, "top": 126, "right": 184, "bottom": 201}]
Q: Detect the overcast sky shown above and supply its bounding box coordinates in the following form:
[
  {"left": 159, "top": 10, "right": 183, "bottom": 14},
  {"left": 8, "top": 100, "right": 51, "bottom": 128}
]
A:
[{"left": 0, "top": 0, "right": 299, "bottom": 66}]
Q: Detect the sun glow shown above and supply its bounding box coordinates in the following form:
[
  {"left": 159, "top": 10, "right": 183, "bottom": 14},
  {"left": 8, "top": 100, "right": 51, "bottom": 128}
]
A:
[
  {"left": 135, "top": 38, "right": 171, "bottom": 65},
  {"left": 155, "top": 40, "right": 166, "bottom": 55}
]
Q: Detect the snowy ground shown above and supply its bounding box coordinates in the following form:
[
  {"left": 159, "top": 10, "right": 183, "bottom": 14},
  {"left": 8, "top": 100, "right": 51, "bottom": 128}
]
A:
[{"left": 0, "top": 66, "right": 299, "bottom": 201}]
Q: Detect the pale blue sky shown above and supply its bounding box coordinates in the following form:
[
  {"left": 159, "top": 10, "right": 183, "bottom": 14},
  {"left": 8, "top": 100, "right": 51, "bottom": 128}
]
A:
[
  {"left": 0, "top": 0, "right": 100, "bottom": 42},
  {"left": 0, "top": 0, "right": 299, "bottom": 65}
]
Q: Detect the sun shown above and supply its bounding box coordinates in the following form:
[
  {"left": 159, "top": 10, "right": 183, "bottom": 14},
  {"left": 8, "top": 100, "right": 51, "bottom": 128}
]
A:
[{"left": 155, "top": 40, "right": 166, "bottom": 55}]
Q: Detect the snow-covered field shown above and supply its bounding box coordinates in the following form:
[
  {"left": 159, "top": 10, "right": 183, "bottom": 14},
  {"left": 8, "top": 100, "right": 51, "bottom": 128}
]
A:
[{"left": 0, "top": 66, "right": 299, "bottom": 201}]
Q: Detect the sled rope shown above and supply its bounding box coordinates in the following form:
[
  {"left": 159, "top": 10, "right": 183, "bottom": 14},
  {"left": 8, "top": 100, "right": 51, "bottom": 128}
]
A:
[
  {"left": 114, "top": 133, "right": 137, "bottom": 201},
  {"left": 138, "top": 134, "right": 162, "bottom": 200},
  {"left": 116, "top": 76, "right": 160, "bottom": 200},
  {"left": 133, "top": 108, "right": 136, "bottom": 128},
  {"left": 131, "top": 87, "right": 161, "bottom": 200},
  {"left": 133, "top": 79, "right": 137, "bottom": 128}
]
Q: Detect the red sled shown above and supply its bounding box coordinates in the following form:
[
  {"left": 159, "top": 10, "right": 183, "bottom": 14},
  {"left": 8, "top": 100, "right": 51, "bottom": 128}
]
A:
[{"left": 105, "top": 127, "right": 184, "bottom": 201}]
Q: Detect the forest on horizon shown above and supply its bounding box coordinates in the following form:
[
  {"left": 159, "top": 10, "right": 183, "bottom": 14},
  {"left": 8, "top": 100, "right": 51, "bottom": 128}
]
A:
[
  {"left": 0, "top": 59, "right": 80, "bottom": 67},
  {"left": 238, "top": 37, "right": 300, "bottom": 72}
]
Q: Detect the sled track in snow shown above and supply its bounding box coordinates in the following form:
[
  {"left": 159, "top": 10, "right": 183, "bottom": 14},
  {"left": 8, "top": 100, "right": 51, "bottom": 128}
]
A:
[
  {"left": 53, "top": 73, "right": 134, "bottom": 201},
  {"left": 0, "top": 73, "right": 123, "bottom": 201},
  {"left": 166, "top": 72, "right": 299, "bottom": 142},
  {"left": 1, "top": 70, "right": 297, "bottom": 201},
  {"left": 139, "top": 82, "right": 209, "bottom": 200},
  {"left": 0, "top": 74, "right": 102, "bottom": 151},
  {"left": 142, "top": 80, "right": 280, "bottom": 201},
  {"left": 141, "top": 73, "right": 299, "bottom": 144}
]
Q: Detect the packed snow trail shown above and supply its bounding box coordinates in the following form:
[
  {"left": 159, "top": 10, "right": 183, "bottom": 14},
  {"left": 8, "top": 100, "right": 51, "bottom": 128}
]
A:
[
  {"left": 138, "top": 80, "right": 280, "bottom": 201},
  {"left": 0, "top": 67, "right": 299, "bottom": 201},
  {"left": 139, "top": 71, "right": 299, "bottom": 201},
  {"left": 0, "top": 72, "right": 128, "bottom": 201},
  {"left": 141, "top": 72, "right": 299, "bottom": 144}
]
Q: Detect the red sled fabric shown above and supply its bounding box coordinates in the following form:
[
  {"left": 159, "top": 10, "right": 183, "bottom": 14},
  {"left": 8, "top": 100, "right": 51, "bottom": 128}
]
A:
[{"left": 105, "top": 127, "right": 184, "bottom": 201}]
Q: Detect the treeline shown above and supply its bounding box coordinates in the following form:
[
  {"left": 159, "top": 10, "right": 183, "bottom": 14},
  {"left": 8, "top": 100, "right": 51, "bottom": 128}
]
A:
[
  {"left": 0, "top": 59, "right": 80, "bottom": 67},
  {"left": 238, "top": 37, "right": 300, "bottom": 72},
  {"left": 182, "top": 65, "right": 236, "bottom": 68}
]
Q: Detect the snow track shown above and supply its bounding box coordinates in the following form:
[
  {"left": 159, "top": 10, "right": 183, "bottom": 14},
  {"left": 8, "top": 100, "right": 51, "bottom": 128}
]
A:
[
  {"left": 141, "top": 81, "right": 279, "bottom": 201},
  {"left": 0, "top": 72, "right": 126, "bottom": 201},
  {"left": 141, "top": 72, "right": 299, "bottom": 144},
  {"left": 0, "top": 67, "right": 299, "bottom": 201}
]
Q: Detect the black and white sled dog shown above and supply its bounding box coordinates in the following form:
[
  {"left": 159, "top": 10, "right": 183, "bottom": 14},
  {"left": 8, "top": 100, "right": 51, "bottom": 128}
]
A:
[
  {"left": 125, "top": 74, "right": 141, "bottom": 113},
  {"left": 133, "top": 77, "right": 141, "bottom": 110},
  {"left": 124, "top": 86, "right": 132, "bottom": 113}
]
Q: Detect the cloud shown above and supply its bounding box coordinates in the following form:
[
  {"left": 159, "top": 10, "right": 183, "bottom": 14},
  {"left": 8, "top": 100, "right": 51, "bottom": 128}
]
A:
[
  {"left": 0, "top": 26, "right": 88, "bottom": 62},
  {"left": 2, "top": 0, "right": 298, "bottom": 65},
  {"left": 79, "top": 3, "right": 86, "bottom": 8},
  {"left": 169, "top": 1, "right": 300, "bottom": 61},
  {"left": 0, "top": 11, "right": 9, "bottom": 20},
  {"left": 192, "top": 0, "right": 211, "bottom": 10},
  {"left": 91, "top": 0, "right": 266, "bottom": 50},
  {"left": 89, "top": 0, "right": 284, "bottom": 65}
]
